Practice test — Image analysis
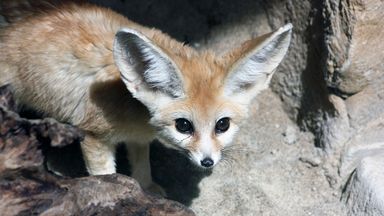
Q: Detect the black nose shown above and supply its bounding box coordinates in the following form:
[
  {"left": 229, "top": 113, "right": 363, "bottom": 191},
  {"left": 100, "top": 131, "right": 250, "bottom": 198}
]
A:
[{"left": 200, "top": 158, "right": 214, "bottom": 168}]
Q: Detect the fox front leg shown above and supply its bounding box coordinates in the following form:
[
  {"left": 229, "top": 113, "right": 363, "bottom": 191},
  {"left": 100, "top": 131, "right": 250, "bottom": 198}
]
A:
[
  {"left": 126, "top": 143, "right": 165, "bottom": 195},
  {"left": 81, "top": 134, "right": 116, "bottom": 175}
]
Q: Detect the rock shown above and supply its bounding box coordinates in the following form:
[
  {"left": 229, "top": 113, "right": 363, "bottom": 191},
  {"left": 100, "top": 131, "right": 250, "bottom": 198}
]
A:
[
  {"left": 322, "top": 0, "right": 355, "bottom": 94},
  {"left": 324, "top": 94, "right": 351, "bottom": 151},
  {"left": 345, "top": 85, "right": 384, "bottom": 130},
  {"left": 0, "top": 85, "right": 194, "bottom": 216},
  {"left": 283, "top": 125, "right": 298, "bottom": 145},
  {"left": 336, "top": 0, "right": 384, "bottom": 95},
  {"left": 341, "top": 155, "right": 384, "bottom": 215},
  {"left": 318, "top": 0, "right": 384, "bottom": 149},
  {"left": 299, "top": 156, "right": 322, "bottom": 167},
  {"left": 321, "top": 0, "right": 384, "bottom": 95},
  {"left": 339, "top": 118, "right": 384, "bottom": 179}
]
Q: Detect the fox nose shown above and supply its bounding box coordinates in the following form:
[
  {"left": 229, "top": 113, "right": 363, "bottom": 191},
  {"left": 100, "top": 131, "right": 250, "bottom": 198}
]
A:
[{"left": 200, "top": 158, "right": 214, "bottom": 168}]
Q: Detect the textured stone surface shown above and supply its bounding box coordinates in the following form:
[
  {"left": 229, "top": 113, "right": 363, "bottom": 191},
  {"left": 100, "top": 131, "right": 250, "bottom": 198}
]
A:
[
  {"left": 0, "top": 85, "right": 194, "bottom": 216},
  {"left": 320, "top": 2, "right": 384, "bottom": 209},
  {"left": 322, "top": 0, "right": 355, "bottom": 93},
  {"left": 335, "top": 0, "right": 384, "bottom": 95},
  {"left": 342, "top": 155, "right": 384, "bottom": 216},
  {"left": 339, "top": 119, "right": 384, "bottom": 179},
  {"left": 319, "top": 0, "right": 384, "bottom": 148}
]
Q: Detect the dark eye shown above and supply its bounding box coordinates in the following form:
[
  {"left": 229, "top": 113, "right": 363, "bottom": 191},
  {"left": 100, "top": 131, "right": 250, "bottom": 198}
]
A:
[
  {"left": 175, "top": 118, "right": 194, "bottom": 134},
  {"left": 215, "top": 117, "right": 230, "bottom": 133}
]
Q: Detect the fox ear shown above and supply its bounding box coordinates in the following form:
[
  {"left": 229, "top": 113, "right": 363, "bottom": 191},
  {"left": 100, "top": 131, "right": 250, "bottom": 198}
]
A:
[
  {"left": 223, "top": 24, "right": 292, "bottom": 103},
  {"left": 113, "top": 28, "right": 184, "bottom": 108}
]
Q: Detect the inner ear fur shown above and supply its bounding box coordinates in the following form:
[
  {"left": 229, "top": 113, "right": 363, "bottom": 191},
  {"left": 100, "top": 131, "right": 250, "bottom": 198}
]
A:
[
  {"left": 222, "top": 24, "right": 293, "bottom": 98},
  {"left": 113, "top": 28, "right": 185, "bottom": 101}
]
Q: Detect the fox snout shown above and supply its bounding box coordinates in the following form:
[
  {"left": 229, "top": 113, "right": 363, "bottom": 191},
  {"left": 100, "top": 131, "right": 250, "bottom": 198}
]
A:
[
  {"left": 169, "top": 116, "right": 237, "bottom": 169},
  {"left": 188, "top": 145, "right": 222, "bottom": 169},
  {"left": 192, "top": 155, "right": 218, "bottom": 169},
  {"left": 200, "top": 158, "right": 215, "bottom": 168},
  {"left": 152, "top": 114, "right": 238, "bottom": 169}
]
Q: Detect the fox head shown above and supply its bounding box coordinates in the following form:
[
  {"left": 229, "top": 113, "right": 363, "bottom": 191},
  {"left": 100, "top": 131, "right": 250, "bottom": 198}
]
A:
[{"left": 113, "top": 24, "right": 292, "bottom": 168}]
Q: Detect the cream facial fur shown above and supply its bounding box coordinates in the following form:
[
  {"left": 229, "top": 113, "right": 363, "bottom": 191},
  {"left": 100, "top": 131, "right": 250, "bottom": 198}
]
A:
[{"left": 0, "top": 2, "right": 292, "bottom": 193}]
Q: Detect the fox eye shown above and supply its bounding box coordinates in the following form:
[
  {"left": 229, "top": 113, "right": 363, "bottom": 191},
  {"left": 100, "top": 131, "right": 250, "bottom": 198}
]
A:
[
  {"left": 175, "top": 118, "right": 194, "bottom": 134},
  {"left": 215, "top": 117, "right": 230, "bottom": 133}
]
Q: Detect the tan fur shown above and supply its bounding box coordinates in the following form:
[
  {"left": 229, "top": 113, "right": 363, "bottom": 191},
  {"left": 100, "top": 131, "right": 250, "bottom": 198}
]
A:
[{"left": 0, "top": 2, "right": 292, "bottom": 194}]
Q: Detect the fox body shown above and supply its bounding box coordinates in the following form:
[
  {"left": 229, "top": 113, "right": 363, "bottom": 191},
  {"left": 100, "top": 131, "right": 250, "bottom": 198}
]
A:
[{"left": 0, "top": 2, "right": 292, "bottom": 192}]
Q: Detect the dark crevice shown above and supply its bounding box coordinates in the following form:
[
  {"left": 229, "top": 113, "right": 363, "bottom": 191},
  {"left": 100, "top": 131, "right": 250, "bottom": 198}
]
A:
[
  {"left": 340, "top": 168, "right": 356, "bottom": 203},
  {"left": 297, "top": 0, "right": 337, "bottom": 149}
]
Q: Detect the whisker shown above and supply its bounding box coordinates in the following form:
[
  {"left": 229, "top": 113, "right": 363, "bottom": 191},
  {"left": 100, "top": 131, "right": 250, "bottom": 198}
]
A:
[
  {"left": 219, "top": 144, "right": 257, "bottom": 170},
  {"left": 220, "top": 157, "right": 235, "bottom": 169}
]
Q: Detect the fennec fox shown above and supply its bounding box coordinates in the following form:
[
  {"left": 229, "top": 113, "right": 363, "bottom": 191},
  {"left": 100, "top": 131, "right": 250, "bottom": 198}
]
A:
[{"left": 0, "top": 2, "right": 292, "bottom": 192}]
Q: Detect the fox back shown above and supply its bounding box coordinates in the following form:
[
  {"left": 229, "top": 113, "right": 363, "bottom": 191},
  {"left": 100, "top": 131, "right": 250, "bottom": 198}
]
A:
[{"left": 0, "top": 2, "right": 292, "bottom": 170}]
